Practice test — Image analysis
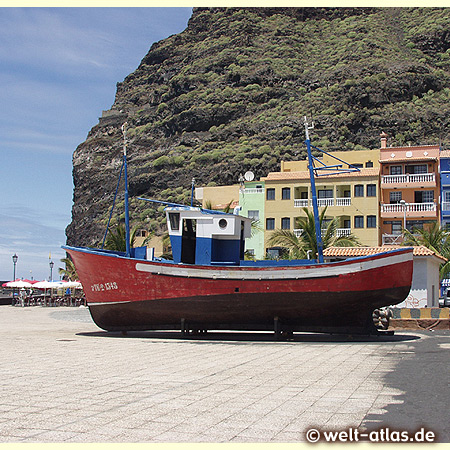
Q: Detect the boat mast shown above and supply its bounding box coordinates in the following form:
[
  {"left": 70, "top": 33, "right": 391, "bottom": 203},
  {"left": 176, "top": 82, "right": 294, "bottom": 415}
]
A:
[
  {"left": 304, "top": 117, "right": 324, "bottom": 263},
  {"left": 122, "top": 122, "right": 131, "bottom": 258}
]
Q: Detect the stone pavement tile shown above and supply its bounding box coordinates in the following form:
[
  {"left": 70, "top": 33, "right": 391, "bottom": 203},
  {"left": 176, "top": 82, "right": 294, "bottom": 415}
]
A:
[
  {"left": 324, "top": 412, "right": 365, "bottom": 428},
  {"left": 245, "top": 415, "right": 295, "bottom": 433},
  {"left": 231, "top": 434, "right": 274, "bottom": 442},
  {"left": 234, "top": 425, "right": 280, "bottom": 440},
  {"left": 272, "top": 430, "right": 307, "bottom": 442},
  {"left": 284, "top": 412, "right": 334, "bottom": 431}
]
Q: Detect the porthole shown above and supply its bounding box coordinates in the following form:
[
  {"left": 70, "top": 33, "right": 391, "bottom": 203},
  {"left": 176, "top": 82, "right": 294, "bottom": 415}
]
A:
[{"left": 219, "top": 219, "right": 227, "bottom": 229}]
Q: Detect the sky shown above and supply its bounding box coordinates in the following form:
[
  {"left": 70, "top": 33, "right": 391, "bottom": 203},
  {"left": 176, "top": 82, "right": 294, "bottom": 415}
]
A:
[{"left": 0, "top": 7, "right": 193, "bottom": 281}]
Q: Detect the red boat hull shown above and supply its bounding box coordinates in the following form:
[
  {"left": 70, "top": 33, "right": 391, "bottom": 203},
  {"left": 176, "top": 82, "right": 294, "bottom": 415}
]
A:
[{"left": 64, "top": 246, "right": 414, "bottom": 335}]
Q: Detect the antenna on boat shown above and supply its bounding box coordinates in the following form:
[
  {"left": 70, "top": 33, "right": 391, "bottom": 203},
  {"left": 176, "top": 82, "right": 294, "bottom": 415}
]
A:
[
  {"left": 122, "top": 122, "right": 131, "bottom": 258},
  {"left": 304, "top": 116, "right": 324, "bottom": 263},
  {"left": 190, "top": 177, "right": 195, "bottom": 207}
]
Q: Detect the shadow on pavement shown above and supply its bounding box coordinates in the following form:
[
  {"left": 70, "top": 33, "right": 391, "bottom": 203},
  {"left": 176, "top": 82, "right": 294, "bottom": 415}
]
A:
[
  {"left": 362, "top": 330, "right": 450, "bottom": 442},
  {"left": 77, "top": 329, "right": 422, "bottom": 344}
]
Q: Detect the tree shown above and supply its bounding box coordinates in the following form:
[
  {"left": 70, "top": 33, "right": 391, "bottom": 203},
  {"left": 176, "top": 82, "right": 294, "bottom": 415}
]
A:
[
  {"left": 59, "top": 256, "right": 78, "bottom": 281},
  {"left": 104, "top": 223, "right": 138, "bottom": 252},
  {"left": 403, "top": 222, "right": 450, "bottom": 280},
  {"left": 268, "top": 207, "right": 360, "bottom": 259}
]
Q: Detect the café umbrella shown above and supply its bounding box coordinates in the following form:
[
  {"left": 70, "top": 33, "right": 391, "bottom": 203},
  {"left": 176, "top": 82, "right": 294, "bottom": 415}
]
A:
[{"left": 2, "top": 279, "right": 33, "bottom": 288}]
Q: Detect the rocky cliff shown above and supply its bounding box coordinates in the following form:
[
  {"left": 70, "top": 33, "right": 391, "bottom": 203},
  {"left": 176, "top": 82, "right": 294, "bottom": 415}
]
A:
[{"left": 66, "top": 7, "right": 450, "bottom": 246}]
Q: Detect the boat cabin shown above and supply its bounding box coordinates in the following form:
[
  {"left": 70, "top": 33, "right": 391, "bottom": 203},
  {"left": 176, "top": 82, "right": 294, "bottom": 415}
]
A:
[{"left": 165, "top": 207, "right": 252, "bottom": 265}]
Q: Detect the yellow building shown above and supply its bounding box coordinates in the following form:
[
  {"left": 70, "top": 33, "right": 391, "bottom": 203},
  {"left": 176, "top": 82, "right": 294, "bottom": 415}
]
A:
[
  {"left": 281, "top": 148, "right": 380, "bottom": 172},
  {"left": 262, "top": 167, "right": 381, "bottom": 252},
  {"left": 195, "top": 185, "right": 240, "bottom": 210}
]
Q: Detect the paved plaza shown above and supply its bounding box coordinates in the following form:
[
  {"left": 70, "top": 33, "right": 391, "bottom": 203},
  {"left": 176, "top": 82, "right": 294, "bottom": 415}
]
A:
[{"left": 0, "top": 305, "right": 448, "bottom": 443}]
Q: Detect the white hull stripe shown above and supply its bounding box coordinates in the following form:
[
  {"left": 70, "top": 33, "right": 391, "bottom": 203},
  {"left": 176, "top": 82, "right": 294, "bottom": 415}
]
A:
[{"left": 135, "top": 252, "right": 412, "bottom": 281}]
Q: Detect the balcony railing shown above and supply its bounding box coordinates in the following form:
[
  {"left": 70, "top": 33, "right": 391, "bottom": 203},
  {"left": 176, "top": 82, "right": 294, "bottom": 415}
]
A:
[
  {"left": 293, "top": 228, "right": 304, "bottom": 237},
  {"left": 336, "top": 228, "right": 351, "bottom": 237},
  {"left": 294, "top": 198, "right": 351, "bottom": 207},
  {"left": 382, "top": 234, "right": 405, "bottom": 245},
  {"left": 381, "top": 173, "right": 435, "bottom": 184},
  {"left": 336, "top": 197, "right": 351, "bottom": 206},
  {"left": 381, "top": 202, "right": 436, "bottom": 213},
  {"left": 294, "top": 199, "right": 309, "bottom": 208},
  {"left": 242, "top": 188, "right": 264, "bottom": 194}
]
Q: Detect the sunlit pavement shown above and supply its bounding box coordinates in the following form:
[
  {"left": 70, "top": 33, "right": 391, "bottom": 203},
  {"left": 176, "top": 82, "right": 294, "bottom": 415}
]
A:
[{"left": 0, "top": 305, "right": 448, "bottom": 443}]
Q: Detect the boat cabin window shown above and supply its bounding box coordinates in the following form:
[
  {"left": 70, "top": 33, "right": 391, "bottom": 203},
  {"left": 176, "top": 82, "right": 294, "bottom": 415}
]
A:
[{"left": 168, "top": 212, "right": 180, "bottom": 231}]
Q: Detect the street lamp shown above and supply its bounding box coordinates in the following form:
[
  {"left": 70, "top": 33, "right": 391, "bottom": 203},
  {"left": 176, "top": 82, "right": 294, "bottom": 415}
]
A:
[
  {"left": 399, "top": 200, "right": 407, "bottom": 233},
  {"left": 49, "top": 260, "right": 54, "bottom": 281},
  {"left": 12, "top": 254, "right": 18, "bottom": 306}
]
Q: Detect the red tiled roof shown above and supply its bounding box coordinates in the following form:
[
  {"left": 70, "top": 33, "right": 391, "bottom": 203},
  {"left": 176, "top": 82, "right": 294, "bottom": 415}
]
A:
[
  {"left": 379, "top": 156, "right": 437, "bottom": 163},
  {"left": 323, "top": 245, "right": 447, "bottom": 262},
  {"left": 263, "top": 168, "right": 379, "bottom": 181}
]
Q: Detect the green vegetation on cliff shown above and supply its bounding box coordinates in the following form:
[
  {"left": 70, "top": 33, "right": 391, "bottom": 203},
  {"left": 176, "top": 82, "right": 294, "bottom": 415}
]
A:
[{"left": 67, "top": 7, "right": 450, "bottom": 247}]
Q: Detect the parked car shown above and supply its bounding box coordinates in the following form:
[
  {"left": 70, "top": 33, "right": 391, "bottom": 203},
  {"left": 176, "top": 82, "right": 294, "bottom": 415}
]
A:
[{"left": 439, "top": 290, "right": 450, "bottom": 307}]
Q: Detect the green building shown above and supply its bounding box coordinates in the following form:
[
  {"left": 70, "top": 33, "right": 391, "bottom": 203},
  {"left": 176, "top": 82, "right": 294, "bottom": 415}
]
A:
[{"left": 239, "top": 181, "right": 265, "bottom": 260}]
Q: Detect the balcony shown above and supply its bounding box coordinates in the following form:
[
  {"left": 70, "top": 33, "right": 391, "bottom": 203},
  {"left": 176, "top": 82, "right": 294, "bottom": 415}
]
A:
[
  {"left": 294, "top": 198, "right": 351, "bottom": 208},
  {"left": 381, "top": 202, "right": 437, "bottom": 218},
  {"left": 242, "top": 188, "right": 264, "bottom": 194},
  {"left": 381, "top": 173, "right": 436, "bottom": 187},
  {"left": 382, "top": 234, "right": 405, "bottom": 245},
  {"left": 294, "top": 199, "right": 309, "bottom": 208},
  {"left": 442, "top": 202, "right": 450, "bottom": 212},
  {"left": 336, "top": 228, "right": 351, "bottom": 237}
]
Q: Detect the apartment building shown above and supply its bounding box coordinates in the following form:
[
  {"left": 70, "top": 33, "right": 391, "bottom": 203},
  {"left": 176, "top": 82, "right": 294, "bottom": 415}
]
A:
[
  {"left": 440, "top": 150, "right": 450, "bottom": 230},
  {"left": 379, "top": 132, "right": 441, "bottom": 244},
  {"left": 239, "top": 181, "right": 265, "bottom": 260},
  {"left": 262, "top": 168, "right": 381, "bottom": 254}
]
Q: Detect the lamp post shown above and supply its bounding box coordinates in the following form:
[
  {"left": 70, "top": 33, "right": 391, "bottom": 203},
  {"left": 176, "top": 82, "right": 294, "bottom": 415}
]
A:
[
  {"left": 49, "top": 260, "right": 54, "bottom": 281},
  {"left": 399, "top": 200, "right": 407, "bottom": 234},
  {"left": 12, "top": 254, "right": 18, "bottom": 305}
]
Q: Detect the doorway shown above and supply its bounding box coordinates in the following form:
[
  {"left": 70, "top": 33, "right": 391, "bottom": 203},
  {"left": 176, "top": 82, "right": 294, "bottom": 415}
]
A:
[{"left": 181, "top": 219, "right": 196, "bottom": 264}]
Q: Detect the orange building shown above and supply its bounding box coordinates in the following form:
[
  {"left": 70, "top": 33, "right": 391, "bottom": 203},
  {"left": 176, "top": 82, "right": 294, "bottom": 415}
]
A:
[{"left": 379, "top": 132, "right": 441, "bottom": 245}]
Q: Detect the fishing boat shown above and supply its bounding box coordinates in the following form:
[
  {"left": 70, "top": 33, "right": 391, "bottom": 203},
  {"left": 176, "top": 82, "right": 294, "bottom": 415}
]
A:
[{"left": 63, "top": 120, "right": 413, "bottom": 336}]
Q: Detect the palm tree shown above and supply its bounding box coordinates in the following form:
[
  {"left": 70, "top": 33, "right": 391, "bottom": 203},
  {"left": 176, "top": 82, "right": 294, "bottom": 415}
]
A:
[
  {"left": 104, "top": 223, "right": 138, "bottom": 252},
  {"left": 268, "top": 207, "right": 360, "bottom": 259},
  {"left": 403, "top": 222, "right": 450, "bottom": 280},
  {"left": 59, "top": 256, "right": 78, "bottom": 281}
]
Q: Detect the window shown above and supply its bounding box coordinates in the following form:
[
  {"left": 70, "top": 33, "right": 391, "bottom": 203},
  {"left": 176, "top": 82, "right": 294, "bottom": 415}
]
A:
[
  {"left": 318, "top": 189, "right": 333, "bottom": 198},
  {"left": 282, "top": 187, "right": 291, "bottom": 200},
  {"left": 266, "top": 188, "right": 275, "bottom": 200},
  {"left": 168, "top": 213, "right": 180, "bottom": 231},
  {"left": 445, "top": 191, "right": 450, "bottom": 203},
  {"left": 367, "top": 184, "right": 376, "bottom": 197},
  {"left": 365, "top": 161, "right": 374, "bottom": 168},
  {"left": 266, "top": 218, "right": 275, "bottom": 230},
  {"left": 354, "top": 216, "right": 364, "bottom": 228},
  {"left": 281, "top": 217, "right": 290, "bottom": 230},
  {"left": 247, "top": 210, "right": 259, "bottom": 221},
  {"left": 392, "top": 222, "right": 402, "bottom": 235},
  {"left": 415, "top": 191, "right": 434, "bottom": 203},
  {"left": 390, "top": 191, "right": 402, "bottom": 204},
  {"left": 406, "top": 164, "right": 427, "bottom": 174},
  {"left": 354, "top": 185, "right": 364, "bottom": 197},
  {"left": 350, "top": 163, "right": 363, "bottom": 168},
  {"left": 367, "top": 215, "right": 376, "bottom": 228},
  {"left": 390, "top": 166, "right": 402, "bottom": 175}
]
